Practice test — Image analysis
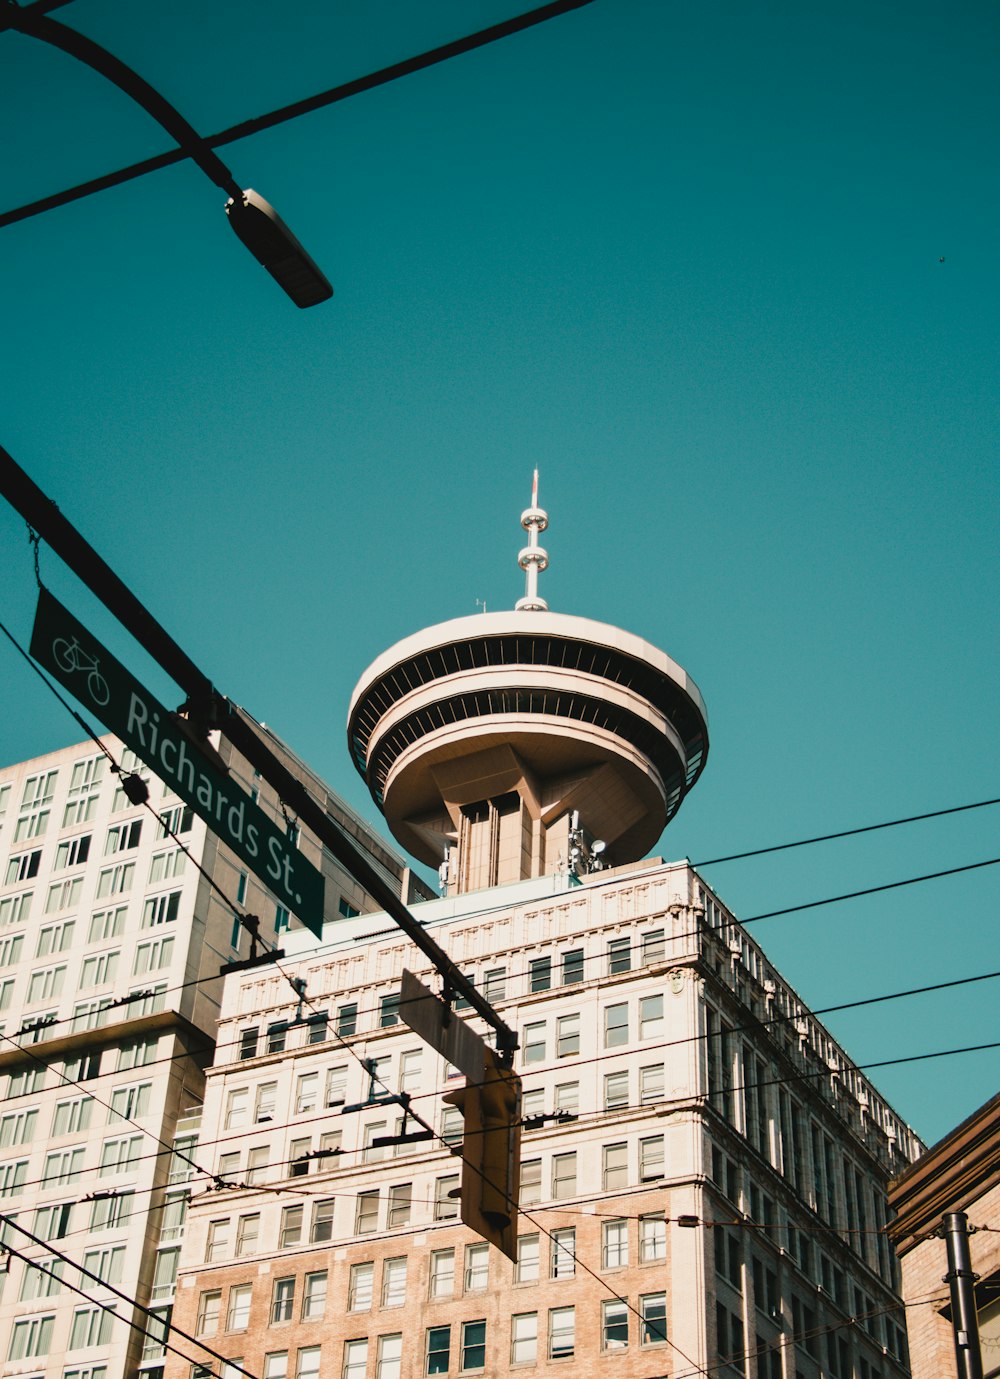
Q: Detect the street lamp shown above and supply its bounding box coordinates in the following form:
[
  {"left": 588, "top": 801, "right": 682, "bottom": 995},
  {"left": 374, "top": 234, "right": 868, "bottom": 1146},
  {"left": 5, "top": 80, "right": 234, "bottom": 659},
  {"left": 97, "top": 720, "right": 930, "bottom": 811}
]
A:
[{"left": 1, "top": 3, "right": 332, "bottom": 307}]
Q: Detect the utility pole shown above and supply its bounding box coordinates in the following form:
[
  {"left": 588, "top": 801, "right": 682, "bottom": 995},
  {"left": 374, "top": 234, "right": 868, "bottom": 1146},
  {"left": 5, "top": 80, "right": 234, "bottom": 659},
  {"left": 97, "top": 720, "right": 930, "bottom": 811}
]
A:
[{"left": 943, "top": 1211, "right": 984, "bottom": 1379}]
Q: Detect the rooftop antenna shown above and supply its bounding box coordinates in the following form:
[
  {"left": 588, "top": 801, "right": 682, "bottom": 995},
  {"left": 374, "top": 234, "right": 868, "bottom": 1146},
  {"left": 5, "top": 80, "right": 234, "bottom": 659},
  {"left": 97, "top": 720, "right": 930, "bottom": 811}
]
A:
[{"left": 515, "top": 468, "right": 549, "bottom": 612}]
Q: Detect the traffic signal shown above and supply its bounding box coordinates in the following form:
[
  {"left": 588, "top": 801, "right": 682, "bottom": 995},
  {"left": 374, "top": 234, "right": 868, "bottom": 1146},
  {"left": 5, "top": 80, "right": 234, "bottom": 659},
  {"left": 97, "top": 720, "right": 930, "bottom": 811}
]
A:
[{"left": 443, "top": 1047, "right": 522, "bottom": 1260}]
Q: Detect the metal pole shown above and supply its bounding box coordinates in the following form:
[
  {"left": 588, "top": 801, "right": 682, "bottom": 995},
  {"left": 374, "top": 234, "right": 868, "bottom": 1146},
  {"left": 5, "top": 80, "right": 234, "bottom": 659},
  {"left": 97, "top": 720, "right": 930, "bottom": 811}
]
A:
[
  {"left": 0, "top": 445, "right": 517, "bottom": 1055},
  {"left": 943, "top": 1211, "right": 984, "bottom": 1379}
]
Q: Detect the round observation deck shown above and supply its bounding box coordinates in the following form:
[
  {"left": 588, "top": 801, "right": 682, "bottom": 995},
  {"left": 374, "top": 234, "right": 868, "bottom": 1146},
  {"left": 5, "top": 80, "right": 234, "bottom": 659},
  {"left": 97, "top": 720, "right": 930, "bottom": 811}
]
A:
[{"left": 347, "top": 610, "right": 709, "bottom": 880}]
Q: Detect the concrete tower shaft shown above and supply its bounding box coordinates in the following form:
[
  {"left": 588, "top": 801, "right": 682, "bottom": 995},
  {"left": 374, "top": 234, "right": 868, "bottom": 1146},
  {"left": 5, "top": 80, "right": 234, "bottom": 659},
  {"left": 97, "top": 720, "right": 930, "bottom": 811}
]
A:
[{"left": 347, "top": 610, "right": 708, "bottom": 894}]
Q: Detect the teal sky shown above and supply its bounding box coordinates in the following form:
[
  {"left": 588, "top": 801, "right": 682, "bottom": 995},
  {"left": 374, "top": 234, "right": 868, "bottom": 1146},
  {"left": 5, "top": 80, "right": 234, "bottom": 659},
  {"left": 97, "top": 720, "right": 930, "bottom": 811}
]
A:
[{"left": 0, "top": 0, "right": 997, "bottom": 1147}]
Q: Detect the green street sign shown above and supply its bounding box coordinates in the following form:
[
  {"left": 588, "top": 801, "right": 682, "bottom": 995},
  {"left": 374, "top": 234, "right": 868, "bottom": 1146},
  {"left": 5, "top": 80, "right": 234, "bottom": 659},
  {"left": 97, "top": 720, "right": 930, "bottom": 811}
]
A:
[{"left": 30, "top": 588, "right": 325, "bottom": 937}]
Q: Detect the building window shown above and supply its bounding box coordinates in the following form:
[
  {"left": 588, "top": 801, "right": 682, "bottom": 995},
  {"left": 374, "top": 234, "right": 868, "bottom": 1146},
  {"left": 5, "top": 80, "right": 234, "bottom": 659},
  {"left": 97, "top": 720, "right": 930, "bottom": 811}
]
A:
[
  {"left": 429, "top": 1249, "right": 455, "bottom": 1298},
  {"left": 556, "top": 1014, "right": 580, "bottom": 1058},
  {"left": 5, "top": 849, "right": 40, "bottom": 883},
  {"left": 607, "top": 937, "right": 631, "bottom": 974},
  {"left": 158, "top": 802, "right": 193, "bottom": 836},
  {"left": 267, "top": 1022, "right": 288, "bottom": 1054},
  {"left": 225, "top": 1089, "right": 249, "bottom": 1131},
  {"left": 98, "top": 1134, "right": 141, "bottom": 1176},
  {"left": 68, "top": 1304, "right": 115, "bottom": 1349},
  {"left": 349, "top": 1262, "right": 374, "bottom": 1311},
  {"left": 302, "top": 1270, "right": 327, "bottom": 1320},
  {"left": 7, "top": 1313, "right": 55, "bottom": 1360},
  {"left": 52, "top": 1096, "right": 93, "bottom": 1136},
  {"left": 235, "top": 1214, "right": 260, "bottom": 1256},
  {"left": 39, "top": 918, "right": 78, "bottom": 956},
  {"left": 561, "top": 948, "right": 584, "bottom": 985},
  {"left": 105, "top": 819, "right": 141, "bottom": 854},
  {"left": 603, "top": 1141, "right": 628, "bottom": 1190},
  {"left": 326, "top": 1066, "right": 348, "bottom": 1107},
  {"left": 516, "top": 1234, "right": 540, "bottom": 1283},
  {"left": 196, "top": 1291, "right": 221, "bottom": 1336},
  {"left": 484, "top": 967, "right": 506, "bottom": 1002},
  {"left": 464, "top": 1243, "right": 489, "bottom": 1292},
  {"left": 639, "top": 994, "right": 664, "bottom": 1039},
  {"left": 640, "top": 1214, "right": 667, "bottom": 1262},
  {"left": 551, "top": 1228, "right": 576, "bottom": 1278},
  {"left": 602, "top": 1300, "right": 629, "bottom": 1350},
  {"left": 435, "top": 1175, "right": 459, "bottom": 1220},
  {"left": 337, "top": 1003, "right": 358, "bottom": 1037},
  {"left": 641, "top": 1293, "right": 667, "bottom": 1345},
  {"left": 239, "top": 1027, "right": 259, "bottom": 1060},
  {"left": 753, "top": 1258, "right": 780, "bottom": 1321},
  {"left": 640, "top": 1063, "right": 664, "bottom": 1104},
  {"left": 297, "top": 1347, "right": 321, "bottom": 1379},
  {"left": 255, "top": 1082, "right": 277, "bottom": 1122},
  {"left": 529, "top": 956, "right": 551, "bottom": 992},
  {"left": 380, "top": 992, "right": 400, "bottom": 1027},
  {"left": 554, "top": 1082, "right": 579, "bottom": 1115},
  {"left": 511, "top": 1313, "right": 538, "bottom": 1365},
  {"left": 34, "top": 1200, "right": 73, "bottom": 1237},
  {"left": 0, "top": 1159, "right": 27, "bottom": 1198},
  {"left": 382, "top": 1257, "right": 407, "bottom": 1307},
  {"left": 552, "top": 1152, "right": 577, "bottom": 1198},
  {"left": 89, "top": 906, "right": 126, "bottom": 942},
  {"left": 642, "top": 928, "right": 666, "bottom": 964},
  {"left": 79, "top": 949, "right": 118, "bottom": 988},
  {"left": 604, "top": 1003, "right": 628, "bottom": 1047},
  {"left": 603, "top": 1219, "right": 629, "bottom": 1269},
  {"left": 305, "top": 1009, "right": 328, "bottom": 1044},
  {"left": 549, "top": 1306, "right": 575, "bottom": 1359},
  {"left": 388, "top": 1182, "right": 412, "bottom": 1227},
  {"left": 41, "top": 1147, "right": 84, "bottom": 1191},
  {"left": 520, "top": 1158, "right": 542, "bottom": 1205},
  {"left": 343, "top": 1341, "right": 368, "bottom": 1379},
  {"left": 356, "top": 1190, "right": 379, "bottom": 1233},
  {"left": 715, "top": 1225, "right": 743, "bottom": 1291},
  {"left": 427, "top": 1327, "right": 450, "bottom": 1376},
  {"left": 296, "top": 1072, "right": 319, "bottom": 1115},
  {"left": 461, "top": 1321, "right": 486, "bottom": 1372},
  {"left": 279, "top": 1205, "right": 303, "bottom": 1247},
  {"left": 717, "top": 1302, "right": 745, "bottom": 1376},
  {"left": 378, "top": 1334, "right": 403, "bottom": 1379},
  {"left": 264, "top": 1354, "right": 289, "bottom": 1379},
  {"left": 227, "top": 1284, "right": 252, "bottom": 1331},
  {"left": 27, "top": 964, "right": 66, "bottom": 1003},
  {"left": 523, "top": 1022, "right": 546, "bottom": 1063},
  {"left": 604, "top": 1070, "right": 629, "bottom": 1109},
  {"left": 640, "top": 1134, "right": 665, "bottom": 1182},
  {"left": 312, "top": 1199, "right": 335, "bottom": 1243},
  {"left": 142, "top": 891, "right": 181, "bottom": 927},
  {"left": 109, "top": 1082, "right": 151, "bottom": 1122},
  {"left": 271, "top": 1277, "right": 295, "bottom": 1324}
]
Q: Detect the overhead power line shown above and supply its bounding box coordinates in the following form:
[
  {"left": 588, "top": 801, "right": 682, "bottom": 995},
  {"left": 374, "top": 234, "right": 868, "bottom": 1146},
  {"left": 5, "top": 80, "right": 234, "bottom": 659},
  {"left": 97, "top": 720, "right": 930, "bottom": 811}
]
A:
[
  {"left": 742, "top": 857, "right": 1000, "bottom": 924},
  {"left": 0, "top": 0, "right": 597, "bottom": 229},
  {"left": 694, "top": 797, "right": 1000, "bottom": 868}
]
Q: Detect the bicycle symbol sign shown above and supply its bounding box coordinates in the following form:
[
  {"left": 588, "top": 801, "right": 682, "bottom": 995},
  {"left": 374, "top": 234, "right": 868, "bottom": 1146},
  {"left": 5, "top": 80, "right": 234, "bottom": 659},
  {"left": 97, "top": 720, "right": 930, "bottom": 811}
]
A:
[{"left": 51, "top": 636, "right": 111, "bottom": 707}]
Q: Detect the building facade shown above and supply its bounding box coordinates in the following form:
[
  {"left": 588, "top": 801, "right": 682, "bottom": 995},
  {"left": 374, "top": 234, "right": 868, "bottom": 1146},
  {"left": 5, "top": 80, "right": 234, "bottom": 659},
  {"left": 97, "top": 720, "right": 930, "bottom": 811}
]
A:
[
  {"left": 0, "top": 718, "right": 425, "bottom": 1379},
  {"left": 165, "top": 858, "right": 921, "bottom": 1379},
  {"left": 887, "top": 1092, "right": 1000, "bottom": 1379}
]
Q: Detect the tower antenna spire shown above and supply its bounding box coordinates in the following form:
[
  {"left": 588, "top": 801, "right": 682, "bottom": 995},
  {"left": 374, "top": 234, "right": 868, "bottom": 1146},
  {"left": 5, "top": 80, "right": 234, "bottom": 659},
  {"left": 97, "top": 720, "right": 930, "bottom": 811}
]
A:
[{"left": 515, "top": 468, "right": 549, "bottom": 612}]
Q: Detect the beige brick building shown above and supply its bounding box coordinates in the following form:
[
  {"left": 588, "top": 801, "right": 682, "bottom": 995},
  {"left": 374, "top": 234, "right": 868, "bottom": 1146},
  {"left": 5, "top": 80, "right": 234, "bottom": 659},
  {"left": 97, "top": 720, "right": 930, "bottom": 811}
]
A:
[
  {"left": 164, "top": 858, "right": 920, "bottom": 1379},
  {"left": 888, "top": 1093, "right": 1000, "bottom": 1379}
]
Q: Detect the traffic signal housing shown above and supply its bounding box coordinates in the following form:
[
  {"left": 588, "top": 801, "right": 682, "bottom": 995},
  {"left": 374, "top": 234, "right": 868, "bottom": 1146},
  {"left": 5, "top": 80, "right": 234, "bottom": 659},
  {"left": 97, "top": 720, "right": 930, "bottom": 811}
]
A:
[{"left": 443, "top": 1047, "right": 522, "bottom": 1260}]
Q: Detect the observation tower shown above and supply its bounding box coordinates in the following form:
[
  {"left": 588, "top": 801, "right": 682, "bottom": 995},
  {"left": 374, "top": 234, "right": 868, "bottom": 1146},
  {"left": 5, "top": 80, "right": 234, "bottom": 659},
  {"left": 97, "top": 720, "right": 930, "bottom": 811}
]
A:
[{"left": 348, "top": 474, "right": 709, "bottom": 895}]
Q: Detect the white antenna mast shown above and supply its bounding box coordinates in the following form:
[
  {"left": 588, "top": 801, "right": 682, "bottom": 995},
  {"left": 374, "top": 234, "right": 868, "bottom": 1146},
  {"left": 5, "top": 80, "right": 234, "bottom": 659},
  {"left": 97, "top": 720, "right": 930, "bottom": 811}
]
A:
[{"left": 515, "top": 468, "right": 549, "bottom": 612}]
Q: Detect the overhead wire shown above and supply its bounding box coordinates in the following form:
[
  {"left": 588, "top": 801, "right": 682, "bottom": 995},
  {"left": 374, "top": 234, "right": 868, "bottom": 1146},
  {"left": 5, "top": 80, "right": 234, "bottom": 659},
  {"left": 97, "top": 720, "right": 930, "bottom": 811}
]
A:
[
  {"left": 693, "top": 797, "right": 1000, "bottom": 868},
  {"left": 1, "top": 590, "right": 993, "bottom": 1370},
  {"left": 0, "top": 1215, "right": 259, "bottom": 1379},
  {"left": 0, "top": 1, "right": 598, "bottom": 230}
]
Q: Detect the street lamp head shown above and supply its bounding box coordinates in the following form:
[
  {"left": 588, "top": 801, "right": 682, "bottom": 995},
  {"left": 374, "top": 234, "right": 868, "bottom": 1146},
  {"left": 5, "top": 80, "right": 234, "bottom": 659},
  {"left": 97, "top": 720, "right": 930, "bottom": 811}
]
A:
[{"left": 225, "top": 188, "right": 333, "bottom": 308}]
